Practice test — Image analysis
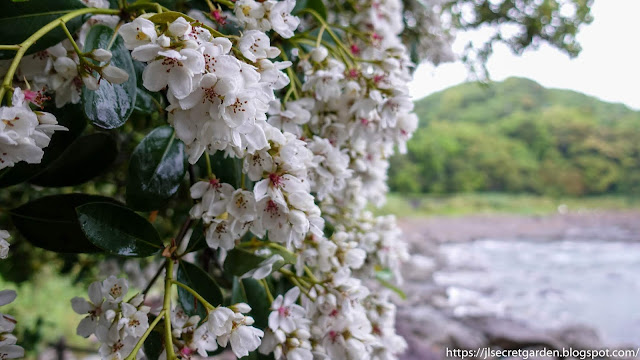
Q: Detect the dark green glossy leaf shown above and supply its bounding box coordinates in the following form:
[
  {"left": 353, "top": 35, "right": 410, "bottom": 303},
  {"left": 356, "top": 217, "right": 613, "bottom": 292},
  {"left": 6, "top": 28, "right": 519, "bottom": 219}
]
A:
[
  {"left": 0, "top": 0, "right": 87, "bottom": 59},
  {"left": 231, "top": 276, "right": 246, "bottom": 304},
  {"left": 241, "top": 278, "right": 270, "bottom": 330},
  {"left": 184, "top": 221, "right": 206, "bottom": 253},
  {"left": 0, "top": 104, "right": 86, "bottom": 188},
  {"left": 126, "top": 126, "right": 186, "bottom": 210},
  {"left": 29, "top": 132, "right": 117, "bottom": 187},
  {"left": 82, "top": 25, "right": 136, "bottom": 129},
  {"left": 209, "top": 151, "right": 245, "bottom": 189},
  {"left": 177, "top": 261, "right": 224, "bottom": 318},
  {"left": 223, "top": 247, "right": 295, "bottom": 277},
  {"left": 9, "top": 194, "right": 117, "bottom": 253},
  {"left": 142, "top": 314, "right": 163, "bottom": 360},
  {"left": 76, "top": 202, "right": 163, "bottom": 257},
  {"left": 229, "top": 277, "right": 270, "bottom": 331}
]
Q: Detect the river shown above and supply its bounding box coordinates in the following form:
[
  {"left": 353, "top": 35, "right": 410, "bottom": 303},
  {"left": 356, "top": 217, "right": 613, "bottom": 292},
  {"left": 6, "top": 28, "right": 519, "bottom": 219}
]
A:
[{"left": 435, "top": 239, "right": 640, "bottom": 346}]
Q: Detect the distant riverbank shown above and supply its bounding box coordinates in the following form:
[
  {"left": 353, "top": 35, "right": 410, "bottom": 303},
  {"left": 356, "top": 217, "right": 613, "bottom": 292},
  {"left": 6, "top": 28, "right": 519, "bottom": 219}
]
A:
[
  {"left": 376, "top": 192, "right": 640, "bottom": 218},
  {"left": 398, "top": 209, "right": 640, "bottom": 243}
]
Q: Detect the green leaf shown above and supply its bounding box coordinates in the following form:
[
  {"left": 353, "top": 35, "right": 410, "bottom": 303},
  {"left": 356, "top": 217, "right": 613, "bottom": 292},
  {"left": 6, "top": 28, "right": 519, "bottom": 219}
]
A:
[
  {"left": 0, "top": 0, "right": 87, "bottom": 59},
  {"left": 240, "top": 278, "right": 270, "bottom": 330},
  {"left": 9, "top": 194, "right": 117, "bottom": 253},
  {"left": 223, "top": 247, "right": 295, "bottom": 277},
  {"left": 293, "top": 0, "right": 327, "bottom": 20},
  {"left": 82, "top": 25, "right": 136, "bottom": 129},
  {"left": 229, "top": 277, "right": 271, "bottom": 331},
  {"left": 148, "top": 11, "right": 196, "bottom": 26},
  {"left": 76, "top": 202, "right": 163, "bottom": 257},
  {"left": 184, "top": 221, "right": 206, "bottom": 253},
  {"left": 177, "top": 261, "right": 224, "bottom": 318},
  {"left": 209, "top": 151, "right": 245, "bottom": 189},
  {"left": 0, "top": 104, "right": 86, "bottom": 188},
  {"left": 126, "top": 126, "right": 186, "bottom": 211},
  {"left": 142, "top": 315, "right": 163, "bottom": 360},
  {"left": 29, "top": 132, "right": 117, "bottom": 187}
]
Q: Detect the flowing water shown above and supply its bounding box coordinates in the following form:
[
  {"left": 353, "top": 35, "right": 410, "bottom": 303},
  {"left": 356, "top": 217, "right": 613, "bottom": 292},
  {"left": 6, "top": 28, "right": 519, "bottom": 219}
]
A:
[{"left": 435, "top": 239, "right": 640, "bottom": 346}]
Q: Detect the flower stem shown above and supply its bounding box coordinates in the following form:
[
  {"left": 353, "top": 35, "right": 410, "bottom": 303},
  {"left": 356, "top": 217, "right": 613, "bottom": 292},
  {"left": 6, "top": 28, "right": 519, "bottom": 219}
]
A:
[
  {"left": 205, "top": 154, "right": 213, "bottom": 178},
  {"left": 0, "top": 7, "right": 120, "bottom": 102},
  {"left": 163, "top": 260, "right": 177, "bottom": 359},
  {"left": 298, "top": 9, "right": 355, "bottom": 63},
  {"left": 171, "top": 279, "right": 215, "bottom": 310},
  {"left": 124, "top": 310, "right": 164, "bottom": 360},
  {"left": 60, "top": 22, "right": 84, "bottom": 59},
  {"left": 260, "top": 279, "right": 274, "bottom": 303}
]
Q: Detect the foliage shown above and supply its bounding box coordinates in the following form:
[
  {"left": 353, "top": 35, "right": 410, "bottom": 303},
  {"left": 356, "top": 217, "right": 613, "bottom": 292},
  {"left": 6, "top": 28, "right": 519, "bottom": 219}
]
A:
[{"left": 389, "top": 77, "right": 640, "bottom": 196}]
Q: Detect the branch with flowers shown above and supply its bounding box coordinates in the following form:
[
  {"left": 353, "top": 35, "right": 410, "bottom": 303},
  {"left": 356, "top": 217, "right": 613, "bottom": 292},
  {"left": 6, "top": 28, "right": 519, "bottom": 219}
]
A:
[{"left": 0, "top": 0, "right": 427, "bottom": 358}]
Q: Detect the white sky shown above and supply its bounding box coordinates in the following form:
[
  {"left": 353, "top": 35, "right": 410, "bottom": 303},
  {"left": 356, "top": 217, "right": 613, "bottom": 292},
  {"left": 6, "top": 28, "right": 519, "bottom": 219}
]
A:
[{"left": 409, "top": 0, "right": 640, "bottom": 110}]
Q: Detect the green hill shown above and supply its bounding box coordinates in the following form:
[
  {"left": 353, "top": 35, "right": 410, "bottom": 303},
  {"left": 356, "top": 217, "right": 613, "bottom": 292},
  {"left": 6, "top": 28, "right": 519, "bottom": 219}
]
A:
[{"left": 389, "top": 77, "right": 640, "bottom": 196}]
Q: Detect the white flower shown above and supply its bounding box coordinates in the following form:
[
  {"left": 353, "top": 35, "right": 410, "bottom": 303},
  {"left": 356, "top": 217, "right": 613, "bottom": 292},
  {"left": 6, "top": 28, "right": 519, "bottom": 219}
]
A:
[
  {"left": 168, "top": 17, "right": 191, "bottom": 37},
  {"left": 0, "top": 290, "right": 16, "bottom": 308},
  {"left": 119, "top": 17, "right": 158, "bottom": 50},
  {"left": 189, "top": 324, "right": 218, "bottom": 356},
  {"left": 118, "top": 302, "right": 149, "bottom": 338},
  {"left": 267, "top": 0, "right": 300, "bottom": 38},
  {"left": 208, "top": 304, "right": 264, "bottom": 357},
  {"left": 102, "top": 276, "right": 128, "bottom": 304},
  {"left": 268, "top": 286, "right": 306, "bottom": 333},
  {"left": 138, "top": 48, "right": 205, "bottom": 99},
  {"left": 0, "top": 231, "right": 10, "bottom": 259},
  {"left": 228, "top": 323, "right": 264, "bottom": 358},
  {"left": 0, "top": 291, "right": 25, "bottom": 358},
  {"left": 0, "top": 344, "right": 23, "bottom": 359},
  {"left": 206, "top": 306, "right": 234, "bottom": 336},
  {"left": 70, "top": 281, "right": 104, "bottom": 337},
  {"left": 238, "top": 30, "right": 280, "bottom": 62}
]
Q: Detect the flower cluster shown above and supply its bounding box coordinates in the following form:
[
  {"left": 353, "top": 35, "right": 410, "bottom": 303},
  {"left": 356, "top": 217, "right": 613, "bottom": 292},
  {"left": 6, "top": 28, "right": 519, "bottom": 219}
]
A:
[
  {"left": 120, "top": 16, "right": 290, "bottom": 163},
  {"left": 0, "top": 230, "right": 23, "bottom": 360},
  {"left": 0, "top": 290, "right": 23, "bottom": 359},
  {"left": 71, "top": 276, "right": 150, "bottom": 359},
  {"left": 0, "top": 88, "right": 66, "bottom": 170},
  {"left": 207, "top": 303, "right": 264, "bottom": 358},
  {"left": 234, "top": 0, "right": 300, "bottom": 38},
  {"left": 189, "top": 179, "right": 257, "bottom": 251},
  {"left": 160, "top": 307, "right": 217, "bottom": 358},
  {"left": 259, "top": 287, "right": 312, "bottom": 360},
  {"left": 0, "top": 5, "right": 127, "bottom": 171}
]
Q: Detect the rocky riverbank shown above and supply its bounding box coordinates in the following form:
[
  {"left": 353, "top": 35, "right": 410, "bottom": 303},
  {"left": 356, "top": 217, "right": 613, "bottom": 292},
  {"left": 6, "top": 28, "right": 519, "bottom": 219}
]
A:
[{"left": 397, "top": 210, "right": 640, "bottom": 360}]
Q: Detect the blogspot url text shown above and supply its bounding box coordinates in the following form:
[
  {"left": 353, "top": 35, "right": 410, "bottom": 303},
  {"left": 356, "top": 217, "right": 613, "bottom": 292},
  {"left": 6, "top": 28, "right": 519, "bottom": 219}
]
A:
[{"left": 446, "top": 347, "right": 640, "bottom": 359}]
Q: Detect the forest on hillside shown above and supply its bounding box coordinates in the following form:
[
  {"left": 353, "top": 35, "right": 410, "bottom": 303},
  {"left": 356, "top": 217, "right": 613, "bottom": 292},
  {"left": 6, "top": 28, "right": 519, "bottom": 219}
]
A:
[{"left": 389, "top": 77, "right": 640, "bottom": 196}]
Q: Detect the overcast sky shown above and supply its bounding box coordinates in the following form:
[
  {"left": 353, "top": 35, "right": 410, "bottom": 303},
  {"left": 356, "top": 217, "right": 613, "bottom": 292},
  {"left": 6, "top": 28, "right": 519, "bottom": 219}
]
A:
[{"left": 409, "top": 0, "right": 640, "bottom": 110}]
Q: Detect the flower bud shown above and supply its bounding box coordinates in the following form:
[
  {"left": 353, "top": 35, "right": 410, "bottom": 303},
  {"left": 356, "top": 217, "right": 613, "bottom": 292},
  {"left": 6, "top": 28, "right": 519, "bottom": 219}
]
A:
[
  {"left": 168, "top": 17, "right": 190, "bottom": 37},
  {"left": 310, "top": 47, "right": 328, "bottom": 63},
  {"left": 89, "top": 48, "right": 112, "bottom": 63},
  {"left": 82, "top": 74, "right": 100, "bottom": 91},
  {"left": 34, "top": 111, "right": 57, "bottom": 125},
  {"left": 101, "top": 65, "right": 129, "bottom": 84}
]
